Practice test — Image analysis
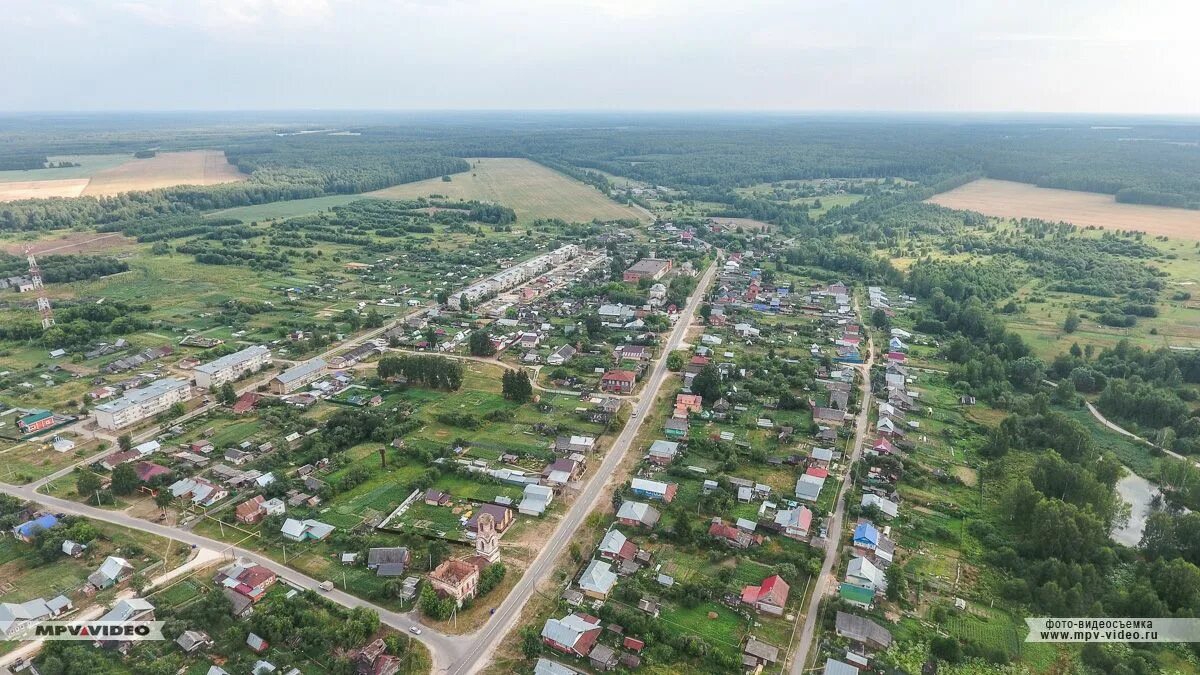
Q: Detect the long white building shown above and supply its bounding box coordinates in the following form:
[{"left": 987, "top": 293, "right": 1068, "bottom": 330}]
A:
[
  {"left": 193, "top": 345, "right": 271, "bottom": 389},
  {"left": 449, "top": 245, "right": 581, "bottom": 310},
  {"left": 93, "top": 378, "right": 192, "bottom": 430}
]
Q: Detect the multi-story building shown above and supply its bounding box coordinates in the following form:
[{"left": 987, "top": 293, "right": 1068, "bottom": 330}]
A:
[
  {"left": 622, "top": 258, "right": 671, "bottom": 283},
  {"left": 92, "top": 378, "right": 192, "bottom": 430},
  {"left": 268, "top": 358, "right": 326, "bottom": 394},
  {"left": 193, "top": 345, "right": 271, "bottom": 389},
  {"left": 448, "top": 245, "right": 581, "bottom": 310}
]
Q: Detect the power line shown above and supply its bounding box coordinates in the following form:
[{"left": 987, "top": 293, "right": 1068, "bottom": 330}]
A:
[{"left": 25, "top": 246, "right": 55, "bottom": 330}]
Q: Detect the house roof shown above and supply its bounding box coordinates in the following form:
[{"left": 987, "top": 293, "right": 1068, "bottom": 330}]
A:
[
  {"left": 367, "top": 547, "right": 410, "bottom": 566},
  {"left": 14, "top": 514, "right": 58, "bottom": 538},
  {"left": 744, "top": 637, "right": 780, "bottom": 662},
  {"left": 281, "top": 518, "right": 306, "bottom": 538},
  {"left": 601, "top": 369, "right": 636, "bottom": 383},
  {"left": 616, "top": 501, "right": 660, "bottom": 526},
  {"left": 598, "top": 529, "right": 633, "bottom": 559},
  {"left": 835, "top": 611, "right": 894, "bottom": 649},
  {"left": 100, "top": 598, "right": 153, "bottom": 623},
  {"left": 774, "top": 507, "right": 812, "bottom": 531},
  {"left": 847, "top": 557, "right": 882, "bottom": 587},
  {"left": 647, "top": 440, "right": 679, "bottom": 458},
  {"left": 795, "top": 474, "right": 824, "bottom": 501},
  {"left": 824, "top": 658, "right": 860, "bottom": 675},
  {"left": 853, "top": 522, "right": 880, "bottom": 546},
  {"left": 534, "top": 658, "right": 583, "bottom": 675},
  {"left": 578, "top": 560, "right": 617, "bottom": 595},
  {"left": 861, "top": 494, "right": 899, "bottom": 518},
  {"left": 246, "top": 632, "right": 268, "bottom": 651},
  {"left": 541, "top": 613, "right": 601, "bottom": 649},
  {"left": 274, "top": 358, "right": 326, "bottom": 385},
  {"left": 97, "top": 556, "right": 133, "bottom": 581},
  {"left": 134, "top": 461, "right": 171, "bottom": 482}
]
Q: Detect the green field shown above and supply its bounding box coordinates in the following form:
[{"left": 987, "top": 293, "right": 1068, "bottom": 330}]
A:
[
  {"left": 0, "top": 154, "right": 132, "bottom": 182},
  {"left": 205, "top": 193, "right": 365, "bottom": 223},
  {"left": 368, "top": 157, "right": 647, "bottom": 225}
]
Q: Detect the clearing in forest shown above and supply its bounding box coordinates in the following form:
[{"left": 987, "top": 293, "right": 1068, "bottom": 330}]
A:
[
  {"left": 367, "top": 157, "right": 647, "bottom": 224},
  {"left": 82, "top": 150, "right": 246, "bottom": 196},
  {"left": 928, "top": 178, "right": 1200, "bottom": 239}
]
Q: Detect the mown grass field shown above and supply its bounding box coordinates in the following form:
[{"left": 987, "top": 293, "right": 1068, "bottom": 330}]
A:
[
  {"left": 928, "top": 178, "right": 1200, "bottom": 239},
  {"left": 368, "top": 158, "right": 648, "bottom": 225},
  {"left": 82, "top": 150, "right": 246, "bottom": 196}
]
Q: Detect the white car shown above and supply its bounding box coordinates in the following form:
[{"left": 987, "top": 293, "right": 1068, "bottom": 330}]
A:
[{"left": 409, "top": 626, "right": 422, "bottom": 635}]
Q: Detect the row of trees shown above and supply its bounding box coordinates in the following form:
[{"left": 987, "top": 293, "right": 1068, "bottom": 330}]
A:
[{"left": 377, "top": 354, "right": 464, "bottom": 390}]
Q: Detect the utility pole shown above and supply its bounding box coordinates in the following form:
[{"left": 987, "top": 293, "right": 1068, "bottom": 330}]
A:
[{"left": 26, "top": 246, "right": 54, "bottom": 330}]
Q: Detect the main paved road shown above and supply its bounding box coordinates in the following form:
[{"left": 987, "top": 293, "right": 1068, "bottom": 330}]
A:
[
  {"left": 444, "top": 260, "right": 717, "bottom": 675},
  {"left": 788, "top": 304, "right": 876, "bottom": 674},
  {"left": 0, "top": 479, "right": 465, "bottom": 671},
  {"left": 0, "top": 259, "right": 717, "bottom": 674}
]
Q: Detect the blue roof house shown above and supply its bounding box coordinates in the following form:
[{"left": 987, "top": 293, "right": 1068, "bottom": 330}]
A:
[
  {"left": 13, "top": 514, "right": 59, "bottom": 543},
  {"left": 852, "top": 522, "right": 879, "bottom": 551}
]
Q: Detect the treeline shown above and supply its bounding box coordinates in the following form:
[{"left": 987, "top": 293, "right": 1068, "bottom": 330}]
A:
[
  {"left": 0, "top": 300, "right": 151, "bottom": 347},
  {"left": 902, "top": 258, "right": 1040, "bottom": 398},
  {"left": 0, "top": 138, "right": 467, "bottom": 232},
  {"left": 377, "top": 354, "right": 463, "bottom": 390},
  {"left": 0, "top": 253, "right": 128, "bottom": 283},
  {"left": 0, "top": 155, "right": 49, "bottom": 170},
  {"left": 97, "top": 214, "right": 244, "bottom": 242},
  {"left": 1046, "top": 340, "right": 1200, "bottom": 453},
  {"left": 972, "top": 400, "right": 1200, "bottom": 659},
  {"left": 950, "top": 233, "right": 1163, "bottom": 299},
  {"left": 779, "top": 240, "right": 902, "bottom": 285}
]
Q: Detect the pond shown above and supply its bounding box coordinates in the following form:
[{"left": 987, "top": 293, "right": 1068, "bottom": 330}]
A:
[{"left": 1112, "top": 471, "right": 1164, "bottom": 547}]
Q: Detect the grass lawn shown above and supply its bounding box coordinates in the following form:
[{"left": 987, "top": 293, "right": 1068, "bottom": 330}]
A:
[{"left": 206, "top": 194, "right": 365, "bottom": 222}]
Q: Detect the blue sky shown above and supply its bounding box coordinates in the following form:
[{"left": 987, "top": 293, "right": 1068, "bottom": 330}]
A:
[{"left": 4, "top": 0, "right": 1198, "bottom": 113}]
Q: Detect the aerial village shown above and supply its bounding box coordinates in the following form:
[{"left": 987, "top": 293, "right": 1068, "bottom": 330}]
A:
[{"left": 1, "top": 200, "right": 979, "bottom": 675}]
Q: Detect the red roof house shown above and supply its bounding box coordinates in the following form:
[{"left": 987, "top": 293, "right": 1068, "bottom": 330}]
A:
[
  {"left": 232, "top": 392, "right": 261, "bottom": 414},
  {"left": 600, "top": 370, "right": 637, "bottom": 394},
  {"left": 870, "top": 437, "right": 897, "bottom": 456},
  {"left": 741, "top": 574, "right": 790, "bottom": 616},
  {"left": 133, "top": 461, "right": 171, "bottom": 483}
]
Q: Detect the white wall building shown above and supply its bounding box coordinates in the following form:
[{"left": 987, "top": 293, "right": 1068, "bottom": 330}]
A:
[
  {"left": 448, "top": 245, "right": 581, "bottom": 310},
  {"left": 93, "top": 378, "right": 192, "bottom": 430},
  {"left": 194, "top": 345, "right": 271, "bottom": 389}
]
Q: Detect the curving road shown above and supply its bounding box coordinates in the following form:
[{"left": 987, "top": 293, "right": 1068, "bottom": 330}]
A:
[
  {"left": 0, "top": 259, "right": 718, "bottom": 675},
  {"left": 0, "top": 480, "right": 465, "bottom": 671}
]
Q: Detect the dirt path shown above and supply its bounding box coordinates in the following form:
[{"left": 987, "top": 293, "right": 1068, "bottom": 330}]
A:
[{"left": 1085, "top": 401, "right": 1200, "bottom": 470}]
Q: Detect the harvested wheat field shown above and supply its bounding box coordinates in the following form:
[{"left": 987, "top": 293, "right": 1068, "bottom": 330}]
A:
[
  {"left": 0, "top": 179, "right": 90, "bottom": 202},
  {"left": 82, "top": 150, "right": 246, "bottom": 196},
  {"left": 929, "top": 178, "right": 1200, "bottom": 239},
  {"left": 368, "top": 157, "right": 647, "bottom": 224}
]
